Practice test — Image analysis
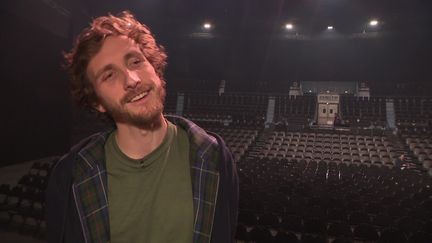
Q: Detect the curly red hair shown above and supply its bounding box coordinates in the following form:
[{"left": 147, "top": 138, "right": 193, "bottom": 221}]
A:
[{"left": 63, "top": 11, "right": 167, "bottom": 109}]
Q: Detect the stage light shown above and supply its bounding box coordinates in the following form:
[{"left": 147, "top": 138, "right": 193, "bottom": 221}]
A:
[
  {"left": 327, "top": 26, "right": 334, "bottom": 30},
  {"left": 285, "top": 24, "right": 293, "bottom": 30},
  {"left": 203, "top": 23, "right": 212, "bottom": 29},
  {"left": 369, "top": 20, "right": 379, "bottom": 26}
]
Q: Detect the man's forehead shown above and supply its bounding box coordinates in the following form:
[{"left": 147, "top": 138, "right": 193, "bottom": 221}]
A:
[
  {"left": 101, "top": 35, "right": 138, "bottom": 51},
  {"left": 94, "top": 35, "right": 142, "bottom": 62},
  {"left": 87, "top": 35, "right": 142, "bottom": 78}
]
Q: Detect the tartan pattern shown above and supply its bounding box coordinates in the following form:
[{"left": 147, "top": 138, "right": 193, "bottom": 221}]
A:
[
  {"left": 71, "top": 115, "right": 221, "bottom": 243},
  {"left": 73, "top": 134, "right": 111, "bottom": 243}
]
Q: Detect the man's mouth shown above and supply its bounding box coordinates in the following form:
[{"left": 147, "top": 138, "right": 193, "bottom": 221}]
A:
[{"left": 128, "top": 90, "right": 150, "bottom": 103}]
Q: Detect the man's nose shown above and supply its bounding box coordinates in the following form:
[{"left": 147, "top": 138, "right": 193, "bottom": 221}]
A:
[{"left": 124, "top": 69, "right": 141, "bottom": 89}]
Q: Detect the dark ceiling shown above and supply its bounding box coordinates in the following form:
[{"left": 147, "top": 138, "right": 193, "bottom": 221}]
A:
[
  {"left": 78, "top": 0, "right": 432, "bottom": 37},
  {"left": 2, "top": 0, "right": 431, "bottom": 87}
]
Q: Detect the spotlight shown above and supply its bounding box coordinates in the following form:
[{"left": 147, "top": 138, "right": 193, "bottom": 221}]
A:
[
  {"left": 369, "top": 20, "right": 379, "bottom": 26},
  {"left": 327, "top": 26, "right": 334, "bottom": 30},
  {"left": 285, "top": 24, "right": 293, "bottom": 30},
  {"left": 203, "top": 23, "right": 212, "bottom": 29}
]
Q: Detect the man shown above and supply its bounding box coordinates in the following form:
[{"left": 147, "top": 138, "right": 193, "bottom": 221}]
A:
[
  {"left": 46, "top": 11, "right": 238, "bottom": 243},
  {"left": 394, "top": 154, "right": 406, "bottom": 168}
]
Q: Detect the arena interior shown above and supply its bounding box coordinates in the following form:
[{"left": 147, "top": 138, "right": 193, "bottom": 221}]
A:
[{"left": 1, "top": 0, "right": 432, "bottom": 243}]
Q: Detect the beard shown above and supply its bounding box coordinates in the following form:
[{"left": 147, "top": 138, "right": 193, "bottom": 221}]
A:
[{"left": 98, "top": 81, "right": 166, "bottom": 130}]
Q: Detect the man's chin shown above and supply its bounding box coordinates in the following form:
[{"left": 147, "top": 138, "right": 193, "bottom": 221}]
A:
[
  {"left": 103, "top": 99, "right": 165, "bottom": 129},
  {"left": 132, "top": 115, "right": 162, "bottom": 128},
  {"left": 124, "top": 108, "right": 164, "bottom": 130}
]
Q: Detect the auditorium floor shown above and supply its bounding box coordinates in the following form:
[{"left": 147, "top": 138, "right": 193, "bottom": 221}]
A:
[
  {"left": 0, "top": 160, "right": 35, "bottom": 185},
  {"left": 0, "top": 160, "right": 47, "bottom": 243},
  {"left": 0, "top": 230, "right": 46, "bottom": 243}
]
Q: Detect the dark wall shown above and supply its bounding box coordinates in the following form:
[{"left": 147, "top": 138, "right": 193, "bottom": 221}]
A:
[
  {"left": 1, "top": 11, "right": 72, "bottom": 166},
  {"left": 163, "top": 32, "right": 432, "bottom": 93}
]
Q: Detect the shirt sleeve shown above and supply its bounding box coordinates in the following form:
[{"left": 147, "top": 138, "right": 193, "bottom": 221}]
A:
[{"left": 210, "top": 133, "right": 239, "bottom": 243}]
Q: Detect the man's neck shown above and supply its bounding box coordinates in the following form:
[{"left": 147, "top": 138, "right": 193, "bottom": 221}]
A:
[{"left": 114, "top": 114, "right": 168, "bottom": 160}]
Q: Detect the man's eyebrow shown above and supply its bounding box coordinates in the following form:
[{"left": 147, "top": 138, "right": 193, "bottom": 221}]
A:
[
  {"left": 93, "top": 51, "right": 143, "bottom": 80},
  {"left": 94, "top": 64, "right": 114, "bottom": 81},
  {"left": 124, "top": 51, "right": 144, "bottom": 61}
]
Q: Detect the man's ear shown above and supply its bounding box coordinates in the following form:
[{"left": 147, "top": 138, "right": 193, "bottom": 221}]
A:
[{"left": 94, "top": 103, "right": 106, "bottom": 113}]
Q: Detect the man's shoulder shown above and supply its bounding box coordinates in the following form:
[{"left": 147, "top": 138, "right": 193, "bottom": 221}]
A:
[
  {"left": 51, "top": 132, "right": 108, "bottom": 174},
  {"left": 165, "top": 115, "right": 231, "bottom": 163},
  {"left": 71, "top": 132, "right": 107, "bottom": 152},
  {"left": 165, "top": 115, "right": 219, "bottom": 146}
]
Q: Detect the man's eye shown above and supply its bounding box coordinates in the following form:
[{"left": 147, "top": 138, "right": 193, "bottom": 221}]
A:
[
  {"left": 102, "top": 71, "right": 114, "bottom": 81},
  {"left": 130, "top": 58, "right": 142, "bottom": 67}
]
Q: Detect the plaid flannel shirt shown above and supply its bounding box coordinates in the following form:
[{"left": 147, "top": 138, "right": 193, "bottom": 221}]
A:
[{"left": 61, "top": 115, "right": 229, "bottom": 243}]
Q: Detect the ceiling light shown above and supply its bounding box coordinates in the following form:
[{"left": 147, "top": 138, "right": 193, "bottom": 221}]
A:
[
  {"left": 203, "top": 23, "right": 212, "bottom": 29},
  {"left": 369, "top": 20, "right": 379, "bottom": 26},
  {"left": 327, "top": 26, "right": 334, "bottom": 30},
  {"left": 285, "top": 24, "right": 293, "bottom": 30}
]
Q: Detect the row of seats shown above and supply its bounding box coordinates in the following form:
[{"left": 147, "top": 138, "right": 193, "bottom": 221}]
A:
[
  {"left": 340, "top": 95, "right": 387, "bottom": 128},
  {"left": 183, "top": 92, "right": 268, "bottom": 124},
  {"left": 398, "top": 127, "right": 432, "bottom": 137},
  {"left": 236, "top": 157, "right": 432, "bottom": 242},
  {"left": 163, "top": 93, "right": 177, "bottom": 113},
  {"left": 394, "top": 97, "right": 432, "bottom": 131},
  {"left": 0, "top": 157, "right": 57, "bottom": 237},
  {"left": 254, "top": 131, "right": 398, "bottom": 165},
  {"left": 404, "top": 135, "right": 432, "bottom": 170},
  {"left": 236, "top": 225, "right": 432, "bottom": 243},
  {"left": 271, "top": 131, "right": 390, "bottom": 141},
  {"left": 175, "top": 93, "right": 432, "bottom": 132},
  {"left": 184, "top": 112, "right": 266, "bottom": 128},
  {"left": 274, "top": 95, "right": 316, "bottom": 126},
  {"left": 208, "top": 127, "right": 259, "bottom": 162}
]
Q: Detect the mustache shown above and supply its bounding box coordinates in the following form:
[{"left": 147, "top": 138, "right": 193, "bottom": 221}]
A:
[{"left": 121, "top": 85, "right": 154, "bottom": 104}]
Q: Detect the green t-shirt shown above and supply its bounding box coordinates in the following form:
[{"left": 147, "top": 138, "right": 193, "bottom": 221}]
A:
[{"left": 105, "top": 121, "right": 193, "bottom": 243}]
